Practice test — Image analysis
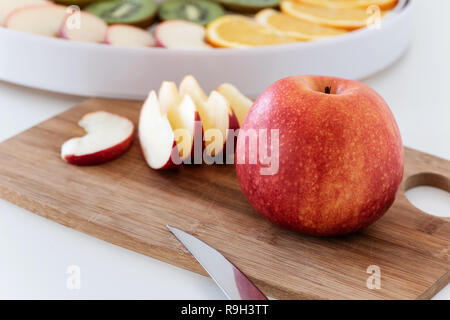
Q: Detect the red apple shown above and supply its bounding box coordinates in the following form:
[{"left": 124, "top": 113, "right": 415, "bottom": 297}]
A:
[
  {"left": 236, "top": 75, "right": 404, "bottom": 236},
  {"left": 61, "top": 111, "right": 134, "bottom": 166}
]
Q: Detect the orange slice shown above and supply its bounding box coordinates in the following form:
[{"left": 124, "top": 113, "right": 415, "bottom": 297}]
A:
[
  {"left": 206, "top": 15, "right": 297, "bottom": 48},
  {"left": 255, "top": 8, "right": 347, "bottom": 40},
  {"left": 281, "top": 0, "right": 388, "bottom": 29},
  {"left": 293, "top": 0, "right": 398, "bottom": 10}
]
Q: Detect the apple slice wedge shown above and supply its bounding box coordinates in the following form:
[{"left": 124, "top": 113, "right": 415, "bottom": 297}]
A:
[
  {"left": 0, "top": 0, "right": 51, "bottom": 25},
  {"left": 155, "top": 20, "right": 212, "bottom": 50},
  {"left": 179, "top": 75, "right": 239, "bottom": 162},
  {"left": 179, "top": 75, "right": 209, "bottom": 108},
  {"left": 158, "top": 81, "right": 202, "bottom": 164},
  {"left": 217, "top": 83, "right": 253, "bottom": 127},
  {"left": 105, "top": 24, "right": 155, "bottom": 47},
  {"left": 168, "top": 94, "right": 201, "bottom": 163},
  {"left": 201, "top": 91, "right": 240, "bottom": 162},
  {"left": 4, "top": 4, "right": 68, "bottom": 37},
  {"left": 60, "top": 10, "right": 107, "bottom": 43},
  {"left": 158, "top": 81, "right": 182, "bottom": 116},
  {"left": 139, "top": 91, "right": 181, "bottom": 170},
  {"left": 61, "top": 111, "right": 134, "bottom": 166}
]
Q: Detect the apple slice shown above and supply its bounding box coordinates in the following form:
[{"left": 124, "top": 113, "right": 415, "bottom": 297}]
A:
[
  {"left": 179, "top": 75, "right": 208, "bottom": 107},
  {"left": 61, "top": 111, "right": 134, "bottom": 166},
  {"left": 168, "top": 95, "right": 201, "bottom": 163},
  {"left": 0, "top": 0, "right": 51, "bottom": 25},
  {"left": 217, "top": 83, "right": 253, "bottom": 127},
  {"left": 158, "top": 81, "right": 182, "bottom": 115},
  {"left": 202, "top": 91, "right": 240, "bottom": 161},
  {"left": 155, "top": 20, "right": 212, "bottom": 50},
  {"left": 159, "top": 81, "right": 204, "bottom": 164},
  {"left": 105, "top": 24, "right": 155, "bottom": 48},
  {"left": 179, "top": 75, "right": 239, "bottom": 161},
  {"left": 158, "top": 81, "right": 199, "bottom": 162},
  {"left": 4, "top": 4, "right": 68, "bottom": 37},
  {"left": 139, "top": 91, "right": 181, "bottom": 170},
  {"left": 60, "top": 10, "right": 107, "bottom": 43}
]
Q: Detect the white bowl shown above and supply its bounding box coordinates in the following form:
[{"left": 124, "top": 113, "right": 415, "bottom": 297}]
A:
[{"left": 0, "top": 0, "right": 413, "bottom": 99}]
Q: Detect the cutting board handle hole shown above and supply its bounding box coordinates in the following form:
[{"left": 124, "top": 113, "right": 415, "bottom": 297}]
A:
[{"left": 404, "top": 173, "right": 450, "bottom": 219}]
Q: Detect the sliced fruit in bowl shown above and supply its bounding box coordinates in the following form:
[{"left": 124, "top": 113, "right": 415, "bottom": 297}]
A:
[
  {"left": 280, "top": 0, "right": 388, "bottom": 29},
  {"left": 206, "top": 15, "right": 297, "bottom": 48},
  {"left": 294, "top": 0, "right": 398, "bottom": 10},
  {"left": 155, "top": 20, "right": 212, "bottom": 49},
  {"left": 0, "top": 0, "right": 51, "bottom": 25},
  {"left": 55, "top": 0, "right": 103, "bottom": 5},
  {"left": 61, "top": 111, "right": 135, "bottom": 166},
  {"left": 158, "top": 0, "right": 225, "bottom": 26},
  {"left": 217, "top": 0, "right": 280, "bottom": 13},
  {"left": 60, "top": 10, "right": 107, "bottom": 43},
  {"left": 85, "top": 0, "right": 158, "bottom": 28},
  {"left": 105, "top": 24, "right": 155, "bottom": 47},
  {"left": 255, "top": 8, "right": 347, "bottom": 40},
  {"left": 4, "top": 4, "right": 68, "bottom": 37}
]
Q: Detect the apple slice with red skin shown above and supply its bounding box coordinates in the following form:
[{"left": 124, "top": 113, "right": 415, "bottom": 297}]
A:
[
  {"left": 179, "top": 75, "right": 208, "bottom": 108},
  {"left": 177, "top": 76, "right": 209, "bottom": 159},
  {"left": 155, "top": 20, "right": 212, "bottom": 50},
  {"left": 139, "top": 91, "right": 181, "bottom": 170},
  {"left": 0, "top": 0, "right": 51, "bottom": 25},
  {"left": 203, "top": 91, "right": 240, "bottom": 162},
  {"left": 159, "top": 81, "right": 182, "bottom": 115},
  {"left": 105, "top": 24, "right": 155, "bottom": 48},
  {"left": 168, "top": 94, "right": 200, "bottom": 163},
  {"left": 60, "top": 10, "right": 107, "bottom": 43},
  {"left": 159, "top": 81, "right": 202, "bottom": 164},
  {"left": 179, "top": 75, "right": 239, "bottom": 161},
  {"left": 4, "top": 5, "right": 68, "bottom": 37},
  {"left": 217, "top": 83, "right": 253, "bottom": 127},
  {"left": 61, "top": 111, "right": 134, "bottom": 166}
]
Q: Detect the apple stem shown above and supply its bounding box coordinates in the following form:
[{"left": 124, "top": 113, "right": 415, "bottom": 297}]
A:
[{"left": 325, "top": 86, "right": 331, "bottom": 94}]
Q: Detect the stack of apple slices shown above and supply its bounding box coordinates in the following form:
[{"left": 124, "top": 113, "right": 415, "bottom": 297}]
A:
[{"left": 139, "top": 76, "right": 252, "bottom": 170}]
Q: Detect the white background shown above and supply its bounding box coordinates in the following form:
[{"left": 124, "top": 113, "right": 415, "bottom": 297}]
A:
[{"left": 0, "top": 0, "right": 449, "bottom": 299}]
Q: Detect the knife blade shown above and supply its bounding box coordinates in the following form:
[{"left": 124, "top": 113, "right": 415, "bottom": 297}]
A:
[{"left": 167, "top": 225, "right": 268, "bottom": 300}]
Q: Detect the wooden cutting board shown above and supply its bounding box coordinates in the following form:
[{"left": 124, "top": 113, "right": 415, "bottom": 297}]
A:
[{"left": 0, "top": 98, "right": 448, "bottom": 300}]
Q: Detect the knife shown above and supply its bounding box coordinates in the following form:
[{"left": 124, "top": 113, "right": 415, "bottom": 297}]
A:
[{"left": 167, "top": 225, "right": 268, "bottom": 300}]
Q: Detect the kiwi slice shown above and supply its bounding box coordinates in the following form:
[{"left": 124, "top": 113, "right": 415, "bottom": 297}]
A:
[
  {"left": 54, "top": 0, "right": 102, "bottom": 6},
  {"left": 85, "top": 0, "right": 158, "bottom": 27},
  {"left": 159, "top": 0, "right": 224, "bottom": 26},
  {"left": 216, "top": 0, "right": 279, "bottom": 13}
]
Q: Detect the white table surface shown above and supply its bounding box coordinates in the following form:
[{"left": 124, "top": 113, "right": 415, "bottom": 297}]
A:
[{"left": 0, "top": 0, "right": 449, "bottom": 300}]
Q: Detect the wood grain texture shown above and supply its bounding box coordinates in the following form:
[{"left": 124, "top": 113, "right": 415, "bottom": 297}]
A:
[{"left": 0, "top": 98, "right": 448, "bottom": 300}]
